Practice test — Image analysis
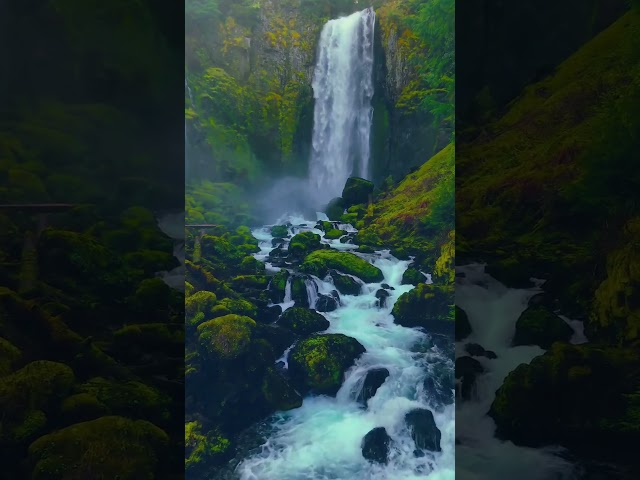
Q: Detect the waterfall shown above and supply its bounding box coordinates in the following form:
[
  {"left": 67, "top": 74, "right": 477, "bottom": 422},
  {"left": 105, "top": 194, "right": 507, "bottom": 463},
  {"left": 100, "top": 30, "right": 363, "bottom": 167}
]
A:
[{"left": 308, "top": 7, "right": 376, "bottom": 204}]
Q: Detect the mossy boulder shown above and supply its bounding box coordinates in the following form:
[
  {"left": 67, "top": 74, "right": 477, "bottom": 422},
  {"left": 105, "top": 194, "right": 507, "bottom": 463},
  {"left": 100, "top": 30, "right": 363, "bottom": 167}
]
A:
[
  {"left": 60, "top": 393, "right": 109, "bottom": 424},
  {"left": 291, "top": 275, "right": 312, "bottom": 308},
  {"left": 230, "top": 275, "right": 269, "bottom": 291},
  {"left": 330, "top": 270, "right": 362, "bottom": 296},
  {"left": 490, "top": 344, "right": 640, "bottom": 449},
  {"left": 401, "top": 267, "right": 425, "bottom": 286},
  {"left": 213, "top": 297, "right": 257, "bottom": 319},
  {"left": 324, "top": 228, "right": 344, "bottom": 240},
  {"left": 197, "top": 315, "right": 256, "bottom": 361},
  {"left": 131, "top": 277, "right": 172, "bottom": 311},
  {"left": 341, "top": 177, "right": 374, "bottom": 207},
  {"left": 261, "top": 367, "right": 303, "bottom": 411},
  {"left": 112, "top": 323, "right": 184, "bottom": 360},
  {"left": 300, "top": 250, "right": 384, "bottom": 283},
  {"left": 278, "top": 307, "right": 330, "bottom": 335},
  {"left": 0, "top": 361, "right": 75, "bottom": 444},
  {"left": 0, "top": 337, "right": 21, "bottom": 376},
  {"left": 78, "top": 377, "right": 171, "bottom": 423},
  {"left": 289, "top": 334, "right": 366, "bottom": 395},
  {"left": 288, "top": 231, "right": 322, "bottom": 258},
  {"left": 28, "top": 416, "right": 169, "bottom": 480},
  {"left": 238, "top": 255, "right": 265, "bottom": 275},
  {"left": 268, "top": 269, "right": 290, "bottom": 303},
  {"left": 392, "top": 284, "right": 454, "bottom": 336},
  {"left": 270, "top": 225, "right": 289, "bottom": 238},
  {"left": 185, "top": 421, "right": 232, "bottom": 472},
  {"left": 123, "top": 249, "right": 179, "bottom": 276},
  {"left": 512, "top": 306, "right": 573, "bottom": 349},
  {"left": 325, "top": 197, "right": 345, "bottom": 221},
  {"left": 455, "top": 306, "right": 472, "bottom": 341},
  {"left": 185, "top": 290, "right": 217, "bottom": 318}
]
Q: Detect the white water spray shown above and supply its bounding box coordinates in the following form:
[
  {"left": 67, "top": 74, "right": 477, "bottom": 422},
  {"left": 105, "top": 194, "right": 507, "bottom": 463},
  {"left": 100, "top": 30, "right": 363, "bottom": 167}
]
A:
[
  {"left": 308, "top": 8, "right": 376, "bottom": 204},
  {"left": 233, "top": 215, "right": 454, "bottom": 480}
]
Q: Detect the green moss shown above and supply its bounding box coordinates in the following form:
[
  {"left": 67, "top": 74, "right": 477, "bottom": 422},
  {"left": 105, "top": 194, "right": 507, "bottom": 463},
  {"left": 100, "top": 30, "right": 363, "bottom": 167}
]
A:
[
  {"left": 271, "top": 225, "right": 289, "bottom": 238},
  {"left": 392, "top": 284, "right": 454, "bottom": 335},
  {"left": 289, "top": 333, "right": 366, "bottom": 395},
  {"left": 185, "top": 290, "right": 218, "bottom": 318},
  {"left": 230, "top": 275, "right": 269, "bottom": 291},
  {"left": 61, "top": 393, "right": 109, "bottom": 423},
  {"left": 341, "top": 177, "right": 374, "bottom": 207},
  {"left": 28, "top": 416, "right": 169, "bottom": 480},
  {"left": 324, "top": 197, "right": 345, "bottom": 221},
  {"left": 0, "top": 336, "right": 21, "bottom": 376},
  {"left": 331, "top": 272, "right": 361, "bottom": 296},
  {"left": 239, "top": 255, "right": 265, "bottom": 274},
  {"left": 197, "top": 314, "right": 256, "bottom": 360},
  {"left": 185, "top": 421, "right": 232, "bottom": 471},
  {"left": 300, "top": 250, "right": 384, "bottom": 283},
  {"left": 512, "top": 306, "right": 574, "bottom": 349},
  {"left": 215, "top": 297, "right": 257, "bottom": 318},
  {"left": 261, "top": 367, "right": 303, "bottom": 411},
  {"left": 132, "top": 278, "right": 171, "bottom": 310},
  {"left": 278, "top": 307, "right": 330, "bottom": 335},
  {"left": 0, "top": 361, "right": 74, "bottom": 444},
  {"left": 79, "top": 377, "right": 171, "bottom": 422},
  {"left": 324, "top": 229, "right": 344, "bottom": 240},
  {"left": 268, "top": 269, "right": 290, "bottom": 303},
  {"left": 401, "top": 267, "right": 424, "bottom": 286},
  {"left": 288, "top": 231, "right": 322, "bottom": 258}
]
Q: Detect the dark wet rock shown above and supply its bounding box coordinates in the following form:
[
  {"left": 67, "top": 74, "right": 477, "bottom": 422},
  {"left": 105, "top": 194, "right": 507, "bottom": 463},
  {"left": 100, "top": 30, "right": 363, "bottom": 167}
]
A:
[
  {"left": 330, "top": 270, "right": 361, "bottom": 296},
  {"left": 267, "top": 270, "right": 290, "bottom": 303},
  {"left": 375, "top": 289, "right": 390, "bottom": 308},
  {"left": 405, "top": 408, "right": 441, "bottom": 452},
  {"left": 316, "top": 291, "right": 340, "bottom": 312},
  {"left": 423, "top": 363, "right": 455, "bottom": 408},
  {"left": 291, "top": 276, "right": 314, "bottom": 308},
  {"left": 512, "top": 306, "right": 573, "bottom": 349},
  {"left": 381, "top": 283, "right": 395, "bottom": 290},
  {"left": 361, "top": 427, "right": 391, "bottom": 464},
  {"left": 342, "top": 177, "right": 374, "bottom": 208},
  {"left": 325, "top": 197, "right": 345, "bottom": 221},
  {"left": 256, "top": 304, "right": 282, "bottom": 324},
  {"left": 357, "top": 368, "right": 390, "bottom": 404},
  {"left": 278, "top": 308, "right": 329, "bottom": 336},
  {"left": 254, "top": 324, "right": 296, "bottom": 356},
  {"left": 271, "top": 238, "right": 285, "bottom": 248},
  {"left": 456, "top": 356, "right": 484, "bottom": 400},
  {"left": 465, "top": 343, "right": 498, "bottom": 359},
  {"left": 455, "top": 306, "right": 472, "bottom": 341}
]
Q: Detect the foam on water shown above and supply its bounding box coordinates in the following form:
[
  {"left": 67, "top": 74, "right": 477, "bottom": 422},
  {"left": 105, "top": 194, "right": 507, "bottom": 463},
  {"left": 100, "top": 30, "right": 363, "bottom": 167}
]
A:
[
  {"left": 455, "top": 263, "right": 580, "bottom": 479},
  {"left": 234, "top": 215, "right": 455, "bottom": 480}
]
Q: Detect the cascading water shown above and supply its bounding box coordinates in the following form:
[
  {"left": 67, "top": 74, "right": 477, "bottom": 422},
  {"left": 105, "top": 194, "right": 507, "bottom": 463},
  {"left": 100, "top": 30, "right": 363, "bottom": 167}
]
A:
[
  {"left": 308, "top": 8, "right": 376, "bottom": 205},
  {"left": 231, "top": 216, "right": 454, "bottom": 480},
  {"left": 454, "top": 264, "right": 588, "bottom": 479}
]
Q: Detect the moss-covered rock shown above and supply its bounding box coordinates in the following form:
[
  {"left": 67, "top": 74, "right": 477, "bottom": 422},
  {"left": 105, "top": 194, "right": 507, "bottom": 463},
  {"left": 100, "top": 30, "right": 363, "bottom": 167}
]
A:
[
  {"left": 270, "top": 225, "right": 289, "bottom": 238},
  {"left": 490, "top": 343, "right": 640, "bottom": 448},
  {"left": 300, "top": 250, "right": 384, "bottom": 283},
  {"left": 391, "top": 284, "right": 454, "bottom": 336},
  {"left": 288, "top": 231, "right": 322, "bottom": 258},
  {"left": 330, "top": 270, "right": 362, "bottom": 296},
  {"left": 0, "top": 361, "right": 75, "bottom": 444},
  {"left": 261, "top": 367, "right": 303, "bottom": 411},
  {"left": 112, "top": 323, "right": 184, "bottom": 359},
  {"left": 60, "top": 393, "right": 109, "bottom": 424},
  {"left": 0, "top": 336, "right": 21, "bottom": 376},
  {"left": 238, "top": 255, "right": 265, "bottom": 275},
  {"left": 78, "top": 377, "right": 171, "bottom": 423},
  {"left": 131, "top": 277, "right": 172, "bottom": 311},
  {"left": 455, "top": 306, "right": 472, "bottom": 341},
  {"left": 185, "top": 421, "right": 232, "bottom": 472},
  {"left": 291, "top": 275, "right": 311, "bottom": 308},
  {"left": 197, "top": 314, "right": 256, "bottom": 361},
  {"left": 324, "top": 197, "right": 345, "bottom": 221},
  {"left": 268, "top": 269, "right": 290, "bottom": 303},
  {"left": 213, "top": 297, "right": 257, "bottom": 318},
  {"left": 401, "top": 267, "right": 424, "bottom": 286},
  {"left": 278, "top": 307, "right": 330, "bottom": 335},
  {"left": 230, "top": 275, "right": 269, "bottom": 291},
  {"left": 289, "top": 334, "right": 366, "bottom": 395},
  {"left": 512, "top": 306, "right": 573, "bottom": 349},
  {"left": 185, "top": 290, "right": 218, "bottom": 318},
  {"left": 341, "top": 177, "right": 374, "bottom": 207},
  {"left": 28, "top": 416, "right": 169, "bottom": 479}
]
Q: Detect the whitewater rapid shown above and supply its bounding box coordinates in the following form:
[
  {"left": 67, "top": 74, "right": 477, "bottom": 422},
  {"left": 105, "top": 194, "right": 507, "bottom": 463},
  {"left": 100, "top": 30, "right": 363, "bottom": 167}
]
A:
[
  {"left": 234, "top": 214, "right": 455, "bottom": 480},
  {"left": 454, "top": 264, "right": 587, "bottom": 480},
  {"left": 308, "top": 8, "right": 376, "bottom": 204}
]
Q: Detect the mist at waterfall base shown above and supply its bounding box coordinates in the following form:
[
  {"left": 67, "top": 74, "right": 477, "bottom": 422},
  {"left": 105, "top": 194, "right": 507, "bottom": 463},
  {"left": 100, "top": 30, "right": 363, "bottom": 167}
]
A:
[
  {"left": 255, "top": 7, "right": 376, "bottom": 224},
  {"left": 224, "top": 217, "right": 454, "bottom": 480},
  {"left": 455, "top": 264, "right": 590, "bottom": 480}
]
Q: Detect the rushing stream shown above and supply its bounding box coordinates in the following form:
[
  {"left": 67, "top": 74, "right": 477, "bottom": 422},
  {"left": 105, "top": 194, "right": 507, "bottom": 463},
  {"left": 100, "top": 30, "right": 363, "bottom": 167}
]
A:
[
  {"left": 454, "top": 264, "right": 587, "bottom": 479},
  {"left": 233, "top": 215, "right": 454, "bottom": 480}
]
